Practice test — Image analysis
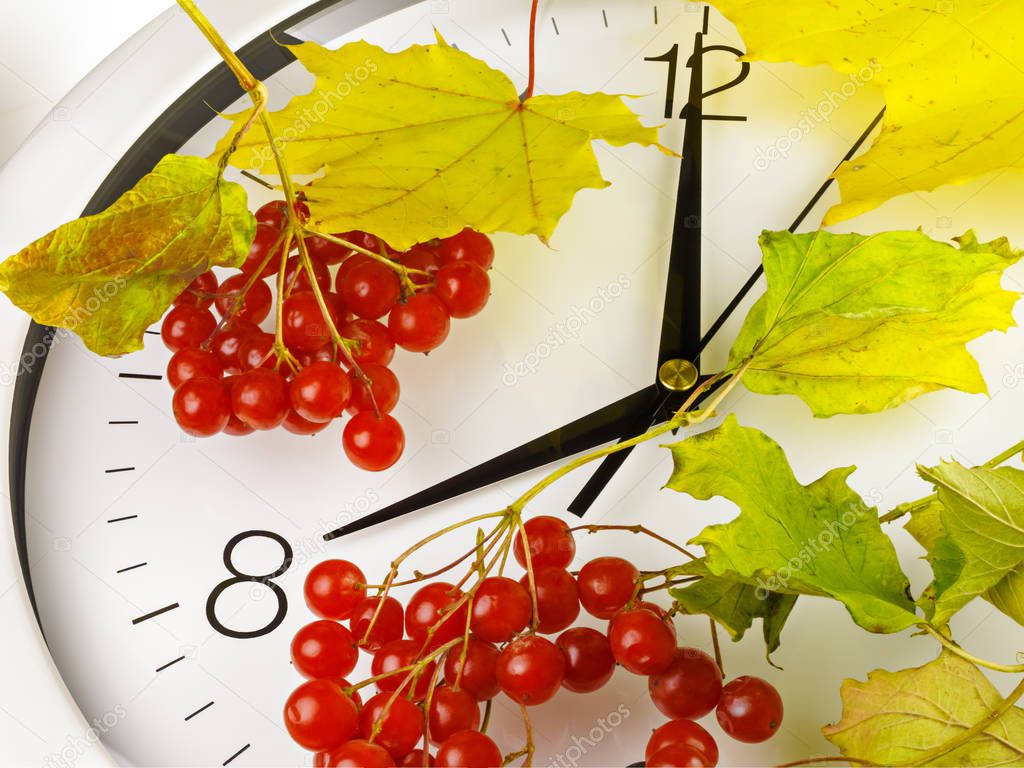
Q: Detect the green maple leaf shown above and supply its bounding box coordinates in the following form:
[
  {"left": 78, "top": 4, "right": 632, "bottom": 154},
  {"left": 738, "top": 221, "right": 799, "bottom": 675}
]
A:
[
  {"left": 670, "top": 559, "right": 796, "bottom": 656},
  {"left": 699, "top": 0, "right": 1024, "bottom": 225},
  {"left": 910, "top": 461, "right": 1024, "bottom": 627},
  {"left": 212, "top": 35, "right": 667, "bottom": 250},
  {"left": 824, "top": 652, "right": 1024, "bottom": 766},
  {"left": 665, "top": 415, "right": 917, "bottom": 633},
  {"left": 0, "top": 155, "right": 254, "bottom": 356},
  {"left": 730, "top": 229, "right": 1021, "bottom": 417}
]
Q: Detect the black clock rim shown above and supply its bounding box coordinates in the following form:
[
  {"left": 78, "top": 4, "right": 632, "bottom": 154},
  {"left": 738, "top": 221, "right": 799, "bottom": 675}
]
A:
[{"left": 7, "top": 0, "right": 353, "bottom": 632}]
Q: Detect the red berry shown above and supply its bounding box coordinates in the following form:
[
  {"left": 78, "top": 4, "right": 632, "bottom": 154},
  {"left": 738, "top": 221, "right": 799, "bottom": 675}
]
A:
[
  {"left": 255, "top": 199, "right": 309, "bottom": 230},
  {"left": 283, "top": 679, "right": 359, "bottom": 752},
  {"left": 435, "top": 731, "right": 501, "bottom": 768},
  {"left": 405, "top": 582, "right": 468, "bottom": 650},
  {"left": 167, "top": 348, "right": 222, "bottom": 389},
  {"left": 214, "top": 273, "right": 272, "bottom": 324},
  {"left": 210, "top": 319, "right": 260, "bottom": 374},
  {"left": 305, "top": 233, "right": 351, "bottom": 266},
  {"left": 439, "top": 229, "right": 494, "bottom": 270},
  {"left": 577, "top": 556, "right": 639, "bottom": 619},
  {"left": 522, "top": 566, "right": 580, "bottom": 634},
  {"left": 325, "top": 739, "right": 396, "bottom": 767},
  {"left": 340, "top": 259, "right": 401, "bottom": 319},
  {"left": 556, "top": 627, "right": 615, "bottom": 693},
  {"left": 470, "top": 577, "right": 531, "bottom": 643},
  {"left": 398, "top": 749, "right": 434, "bottom": 766},
  {"left": 646, "top": 720, "right": 718, "bottom": 765},
  {"left": 716, "top": 676, "right": 783, "bottom": 743},
  {"left": 649, "top": 648, "right": 723, "bottom": 721},
  {"left": 388, "top": 293, "right": 450, "bottom": 353},
  {"left": 647, "top": 744, "right": 713, "bottom": 767},
  {"left": 238, "top": 332, "right": 278, "bottom": 371},
  {"left": 336, "top": 254, "right": 373, "bottom": 288},
  {"left": 231, "top": 368, "right": 290, "bottom": 430},
  {"left": 283, "top": 291, "right": 338, "bottom": 354},
  {"left": 513, "top": 516, "right": 576, "bottom": 570},
  {"left": 243, "top": 223, "right": 288, "bottom": 279},
  {"left": 434, "top": 262, "right": 490, "bottom": 319},
  {"left": 305, "top": 560, "right": 366, "bottom": 620},
  {"left": 172, "top": 377, "right": 230, "bottom": 437},
  {"left": 608, "top": 607, "right": 676, "bottom": 675},
  {"left": 222, "top": 411, "right": 254, "bottom": 437},
  {"left": 291, "top": 361, "right": 352, "bottom": 422},
  {"left": 399, "top": 243, "right": 441, "bottom": 286},
  {"left": 371, "top": 639, "right": 435, "bottom": 701},
  {"left": 292, "top": 620, "right": 359, "bottom": 680},
  {"left": 347, "top": 364, "right": 400, "bottom": 415},
  {"left": 161, "top": 305, "right": 216, "bottom": 352},
  {"left": 285, "top": 255, "right": 332, "bottom": 296},
  {"left": 343, "top": 413, "right": 405, "bottom": 471},
  {"left": 341, "top": 319, "right": 396, "bottom": 367},
  {"left": 359, "top": 692, "right": 423, "bottom": 759},
  {"left": 173, "top": 270, "right": 218, "bottom": 309},
  {"left": 443, "top": 638, "right": 500, "bottom": 701},
  {"left": 427, "top": 686, "right": 480, "bottom": 745},
  {"left": 496, "top": 635, "right": 564, "bottom": 706},
  {"left": 284, "top": 407, "right": 328, "bottom": 435},
  {"left": 298, "top": 345, "right": 337, "bottom": 368},
  {"left": 350, "top": 596, "right": 404, "bottom": 652}
]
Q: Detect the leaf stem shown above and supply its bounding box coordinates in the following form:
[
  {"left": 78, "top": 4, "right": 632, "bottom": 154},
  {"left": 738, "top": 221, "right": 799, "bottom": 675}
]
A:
[
  {"left": 922, "top": 624, "right": 1024, "bottom": 674},
  {"left": 524, "top": 0, "right": 540, "bottom": 100}
]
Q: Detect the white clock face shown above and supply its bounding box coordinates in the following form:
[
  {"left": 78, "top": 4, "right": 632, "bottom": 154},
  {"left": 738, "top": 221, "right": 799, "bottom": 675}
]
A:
[{"left": 17, "top": 1, "right": 1024, "bottom": 766}]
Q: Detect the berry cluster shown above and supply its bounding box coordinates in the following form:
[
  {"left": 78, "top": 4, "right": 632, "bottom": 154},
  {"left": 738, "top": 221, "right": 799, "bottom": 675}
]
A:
[
  {"left": 162, "top": 198, "right": 494, "bottom": 471},
  {"left": 284, "top": 516, "right": 783, "bottom": 767}
]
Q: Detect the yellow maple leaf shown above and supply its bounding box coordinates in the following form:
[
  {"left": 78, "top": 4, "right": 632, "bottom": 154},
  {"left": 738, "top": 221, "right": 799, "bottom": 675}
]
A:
[
  {"left": 700, "top": 0, "right": 1024, "bottom": 225},
  {"left": 214, "top": 34, "right": 668, "bottom": 250}
]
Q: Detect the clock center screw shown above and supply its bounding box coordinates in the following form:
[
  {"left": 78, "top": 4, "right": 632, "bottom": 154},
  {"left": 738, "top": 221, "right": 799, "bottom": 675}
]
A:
[{"left": 658, "top": 359, "right": 699, "bottom": 392}]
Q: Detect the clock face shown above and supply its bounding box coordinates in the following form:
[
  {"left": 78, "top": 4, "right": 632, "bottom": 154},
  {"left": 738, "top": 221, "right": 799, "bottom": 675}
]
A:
[{"left": 14, "top": 1, "right": 1024, "bottom": 766}]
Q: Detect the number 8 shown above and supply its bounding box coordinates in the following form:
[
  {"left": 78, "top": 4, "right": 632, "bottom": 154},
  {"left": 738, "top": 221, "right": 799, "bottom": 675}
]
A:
[{"left": 206, "top": 530, "right": 293, "bottom": 640}]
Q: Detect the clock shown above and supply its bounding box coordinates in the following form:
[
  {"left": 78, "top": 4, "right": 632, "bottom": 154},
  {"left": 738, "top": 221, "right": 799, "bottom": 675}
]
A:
[{"left": 4, "top": 0, "right": 1023, "bottom": 766}]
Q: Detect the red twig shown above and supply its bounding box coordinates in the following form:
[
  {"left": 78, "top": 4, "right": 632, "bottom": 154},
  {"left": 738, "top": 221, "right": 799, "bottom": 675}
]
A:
[{"left": 525, "top": 0, "right": 540, "bottom": 100}]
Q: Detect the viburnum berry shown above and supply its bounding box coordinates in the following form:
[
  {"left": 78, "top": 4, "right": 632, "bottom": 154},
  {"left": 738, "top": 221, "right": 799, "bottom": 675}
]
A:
[
  {"left": 343, "top": 412, "right": 405, "bottom": 471},
  {"left": 283, "top": 679, "right": 359, "bottom": 752},
  {"left": 304, "top": 560, "right": 366, "bottom": 620},
  {"left": 556, "top": 627, "right": 616, "bottom": 693},
  {"left": 470, "top": 576, "right": 531, "bottom": 643},
  {"left": 291, "top": 620, "right": 359, "bottom": 680},
  {"left": 399, "top": 243, "right": 441, "bottom": 285},
  {"left": 304, "top": 233, "right": 350, "bottom": 266},
  {"left": 291, "top": 361, "right": 352, "bottom": 422},
  {"left": 347, "top": 364, "right": 400, "bottom": 415},
  {"left": 647, "top": 745, "right": 713, "bottom": 767},
  {"left": 172, "top": 377, "right": 230, "bottom": 437},
  {"left": 173, "top": 270, "right": 218, "bottom": 309},
  {"left": 341, "top": 318, "right": 396, "bottom": 366},
  {"left": 324, "top": 739, "right": 395, "bottom": 768},
  {"left": 513, "top": 516, "right": 576, "bottom": 570},
  {"left": 649, "top": 648, "right": 723, "bottom": 720},
  {"left": 398, "top": 749, "right": 434, "bottom": 766},
  {"left": 496, "top": 634, "right": 565, "bottom": 706},
  {"left": 577, "top": 556, "right": 639, "bottom": 619},
  {"left": 237, "top": 332, "right": 278, "bottom": 371},
  {"left": 210, "top": 319, "right": 260, "bottom": 375},
  {"left": 434, "top": 261, "right": 490, "bottom": 318},
  {"left": 285, "top": 255, "right": 332, "bottom": 296},
  {"left": 282, "top": 291, "right": 338, "bottom": 354},
  {"left": 371, "top": 639, "right": 435, "bottom": 701},
  {"left": 716, "top": 676, "right": 783, "bottom": 743},
  {"left": 222, "top": 411, "right": 254, "bottom": 437},
  {"left": 439, "top": 229, "right": 494, "bottom": 270},
  {"left": 405, "top": 582, "right": 468, "bottom": 649},
  {"left": 215, "top": 273, "right": 272, "bottom": 324},
  {"left": 284, "top": 408, "right": 328, "bottom": 435},
  {"left": 435, "top": 731, "right": 501, "bottom": 768},
  {"left": 608, "top": 607, "right": 677, "bottom": 676},
  {"left": 359, "top": 692, "right": 424, "bottom": 759},
  {"left": 427, "top": 686, "right": 480, "bottom": 745},
  {"left": 646, "top": 719, "right": 719, "bottom": 765},
  {"left": 350, "top": 595, "right": 404, "bottom": 652},
  {"left": 161, "top": 304, "right": 216, "bottom": 352},
  {"left": 254, "top": 199, "right": 309, "bottom": 230},
  {"left": 167, "top": 348, "right": 222, "bottom": 390},
  {"left": 339, "top": 259, "right": 401, "bottom": 319},
  {"left": 242, "top": 222, "right": 288, "bottom": 279},
  {"left": 522, "top": 566, "right": 580, "bottom": 634},
  {"left": 443, "top": 638, "right": 500, "bottom": 701},
  {"left": 231, "top": 368, "right": 290, "bottom": 430},
  {"left": 388, "top": 293, "right": 450, "bottom": 353}
]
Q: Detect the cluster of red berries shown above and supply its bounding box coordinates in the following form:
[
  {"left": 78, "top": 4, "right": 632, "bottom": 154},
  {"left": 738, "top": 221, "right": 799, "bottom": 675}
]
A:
[
  {"left": 162, "top": 198, "right": 494, "bottom": 471},
  {"left": 284, "top": 516, "right": 783, "bottom": 767}
]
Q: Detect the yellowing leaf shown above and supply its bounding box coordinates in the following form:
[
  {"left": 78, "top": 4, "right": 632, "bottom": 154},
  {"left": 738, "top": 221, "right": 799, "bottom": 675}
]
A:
[
  {"left": 729, "top": 230, "right": 1021, "bottom": 417},
  {"left": 824, "top": 652, "right": 1024, "bottom": 766},
  {"left": 665, "top": 415, "right": 918, "bottom": 634},
  {"left": 0, "top": 155, "right": 254, "bottom": 356},
  {"left": 914, "top": 461, "right": 1024, "bottom": 627},
  {"left": 213, "top": 36, "right": 666, "bottom": 250},
  {"left": 700, "top": 0, "right": 1024, "bottom": 224}
]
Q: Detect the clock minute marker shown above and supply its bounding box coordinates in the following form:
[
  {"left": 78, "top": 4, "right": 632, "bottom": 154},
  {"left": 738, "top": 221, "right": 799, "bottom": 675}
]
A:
[
  {"left": 119, "top": 372, "right": 162, "bottom": 381},
  {"left": 116, "top": 562, "right": 147, "bottom": 574},
  {"left": 223, "top": 744, "right": 251, "bottom": 766},
  {"left": 131, "top": 602, "right": 179, "bottom": 625},
  {"left": 105, "top": 466, "right": 136, "bottom": 474},
  {"left": 184, "top": 701, "right": 214, "bottom": 721},
  {"left": 107, "top": 514, "right": 138, "bottom": 524},
  {"left": 155, "top": 655, "right": 185, "bottom": 673},
  {"left": 108, "top": 420, "right": 139, "bottom": 425}
]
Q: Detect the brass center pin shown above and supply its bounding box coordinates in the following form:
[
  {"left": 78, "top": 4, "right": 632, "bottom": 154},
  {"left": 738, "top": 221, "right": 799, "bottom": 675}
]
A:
[{"left": 658, "top": 359, "right": 699, "bottom": 392}]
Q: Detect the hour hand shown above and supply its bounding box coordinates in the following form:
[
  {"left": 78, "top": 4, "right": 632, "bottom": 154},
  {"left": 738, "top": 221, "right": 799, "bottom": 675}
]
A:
[{"left": 322, "top": 385, "right": 662, "bottom": 540}]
